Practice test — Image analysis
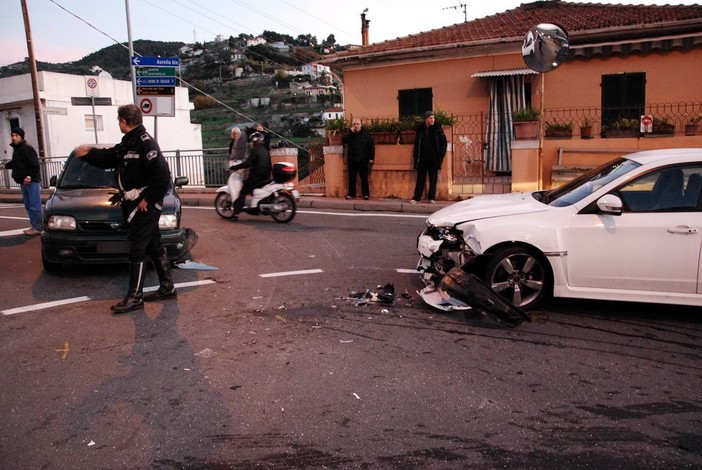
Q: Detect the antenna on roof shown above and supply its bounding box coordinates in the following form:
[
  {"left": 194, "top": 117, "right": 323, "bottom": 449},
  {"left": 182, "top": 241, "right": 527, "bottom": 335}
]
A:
[{"left": 443, "top": 3, "right": 467, "bottom": 22}]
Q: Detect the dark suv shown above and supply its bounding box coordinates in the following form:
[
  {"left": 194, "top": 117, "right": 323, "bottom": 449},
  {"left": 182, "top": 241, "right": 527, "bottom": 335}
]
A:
[{"left": 41, "top": 152, "right": 191, "bottom": 272}]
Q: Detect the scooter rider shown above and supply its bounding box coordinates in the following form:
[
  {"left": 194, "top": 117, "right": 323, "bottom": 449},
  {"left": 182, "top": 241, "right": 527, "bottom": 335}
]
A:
[
  {"left": 74, "top": 104, "right": 176, "bottom": 313},
  {"left": 229, "top": 132, "right": 271, "bottom": 220}
]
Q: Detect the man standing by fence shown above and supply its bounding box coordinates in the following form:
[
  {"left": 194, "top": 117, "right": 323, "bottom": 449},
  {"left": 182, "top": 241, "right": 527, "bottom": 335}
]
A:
[{"left": 4, "top": 128, "right": 42, "bottom": 236}]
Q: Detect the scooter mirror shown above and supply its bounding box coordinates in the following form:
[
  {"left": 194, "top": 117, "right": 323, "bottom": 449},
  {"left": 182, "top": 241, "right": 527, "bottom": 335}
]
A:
[{"left": 521, "top": 23, "right": 570, "bottom": 73}]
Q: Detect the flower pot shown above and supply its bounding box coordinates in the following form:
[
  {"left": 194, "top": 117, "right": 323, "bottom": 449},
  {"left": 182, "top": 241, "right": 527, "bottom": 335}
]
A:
[
  {"left": 513, "top": 121, "right": 539, "bottom": 140},
  {"left": 580, "top": 125, "right": 594, "bottom": 139},
  {"left": 685, "top": 123, "right": 699, "bottom": 136},
  {"left": 603, "top": 129, "right": 639, "bottom": 138},
  {"left": 545, "top": 129, "right": 573, "bottom": 139},
  {"left": 327, "top": 131, "right": 343, "bottom": 145}
]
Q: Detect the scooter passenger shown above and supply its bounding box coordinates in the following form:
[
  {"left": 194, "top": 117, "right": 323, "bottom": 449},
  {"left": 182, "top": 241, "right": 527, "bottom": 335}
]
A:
[
  {"left": 229, "top": 132, "right": 271, "bottom": 220},
  {"left": 226, "top": 127, "right": 248, "bottom": 201}
]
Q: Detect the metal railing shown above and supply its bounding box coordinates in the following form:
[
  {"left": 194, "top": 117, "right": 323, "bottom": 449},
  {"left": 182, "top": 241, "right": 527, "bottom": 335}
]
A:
[{"left": 1, "top": 142, "right": 327, "bottom": 190}]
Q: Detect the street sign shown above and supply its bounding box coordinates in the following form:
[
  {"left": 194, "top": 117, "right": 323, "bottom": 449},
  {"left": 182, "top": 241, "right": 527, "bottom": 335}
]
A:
[
  {"left": 136, "top": 67, "right": 176, "bottom": 77},
  {"left": 138, "top": 96, "right": 175, "bottom": 117},
  {"left": 136, "top": 77, "right": 176, "bottom": 87},
  {"left": 136, "top": 86, "right": 175, "bottom": 96},
  {"left": 131, "top": 56, "right": 179, "bottom": 67},
  {"left": 85, "top": 76, "right": 99, "bottom": 97}
]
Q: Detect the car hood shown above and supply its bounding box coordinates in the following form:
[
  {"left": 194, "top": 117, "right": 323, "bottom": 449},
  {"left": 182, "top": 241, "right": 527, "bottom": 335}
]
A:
[
  {"left": 47, "top": 188, "right": 178, "bottom": 220},
  {"left": 48, "top": 189, "right": 122, "bottom": 221},
  {"left": 427, "top": 192, "right": 550, "bottom": 226}
]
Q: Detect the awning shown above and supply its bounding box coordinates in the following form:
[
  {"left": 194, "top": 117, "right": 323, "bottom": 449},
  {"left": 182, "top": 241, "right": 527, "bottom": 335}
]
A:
[{"left": 471, "top": 68, "right": 538, "bottom": 78}]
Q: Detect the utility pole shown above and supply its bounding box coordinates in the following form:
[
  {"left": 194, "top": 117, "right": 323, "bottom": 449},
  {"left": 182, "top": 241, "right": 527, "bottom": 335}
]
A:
[
  {"left": 20, "top": 0, "right": 46, "bottom": 160},
  {"left": 443, "top": 3, "right": 467, "bottom": 23},
  {"left": 125, "top": 0, "right": 137, "bottom": 103}
]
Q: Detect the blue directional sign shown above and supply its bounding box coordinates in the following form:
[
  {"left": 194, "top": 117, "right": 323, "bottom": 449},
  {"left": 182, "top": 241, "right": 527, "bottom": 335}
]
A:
[
  {"left": 131, "top": 56, "right": 180, "bottom": 67},
  {"left": 136, "top": 77, "right": 177, "bottom": 87}
]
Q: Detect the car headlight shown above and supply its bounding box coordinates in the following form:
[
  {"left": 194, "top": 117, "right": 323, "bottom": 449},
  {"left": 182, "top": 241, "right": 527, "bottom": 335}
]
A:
[
  {"left": 47, "top": 215, "right": 77, "bottom": 231},
  {"left": 159, "top": 214, "right": 178, "bottom": 230}
]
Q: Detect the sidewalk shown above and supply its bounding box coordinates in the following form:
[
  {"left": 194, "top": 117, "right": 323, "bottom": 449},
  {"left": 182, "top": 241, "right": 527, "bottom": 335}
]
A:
[{"left": 0, "top": 188, "right": 453, "bottom": 215}]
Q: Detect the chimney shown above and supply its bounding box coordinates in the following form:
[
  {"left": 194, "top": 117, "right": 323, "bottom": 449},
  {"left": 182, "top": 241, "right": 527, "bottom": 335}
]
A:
[{"left": 361, "top": 9, "right": 370, "bottom": 46}]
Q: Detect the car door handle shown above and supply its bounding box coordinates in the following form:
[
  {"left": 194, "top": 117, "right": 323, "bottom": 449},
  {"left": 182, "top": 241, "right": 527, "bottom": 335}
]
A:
[{"left": 667, "top": 226, "right": 699, "bottom": 234}]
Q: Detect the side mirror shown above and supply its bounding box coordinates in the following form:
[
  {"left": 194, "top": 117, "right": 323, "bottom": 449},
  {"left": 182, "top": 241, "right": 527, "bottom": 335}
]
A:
[
  {"left": 596, "top": 194, "right": 623, "bottom": 215},
  {"left": 522, "top": 23, "right": 570, "bottom": 73},
  {"left": 174, "top": 176, "right": 189, "bottom": 188}
]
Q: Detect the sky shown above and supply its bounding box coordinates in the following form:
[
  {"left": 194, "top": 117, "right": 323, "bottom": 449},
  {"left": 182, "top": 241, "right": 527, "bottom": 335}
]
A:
[{"left": 1, "top": 0, "right": 700, "bottom": 67}]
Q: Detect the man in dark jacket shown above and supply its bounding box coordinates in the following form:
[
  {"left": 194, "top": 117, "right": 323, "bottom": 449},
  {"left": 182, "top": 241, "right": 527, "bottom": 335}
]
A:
[
  {"left": 229, "top": 132, "right": 271, "bottom": 219},
  {"left": 342, "top": 118, "right": 375, "bottom": 200},
  {"left": 411, "top": 111, "right": 447, "bottom": 204},
  {"left": 74, "top": 104, "right": 176, "bottom": 314},
  {"left": 5, "top": 128, "right": 42, "bottom": 236}
]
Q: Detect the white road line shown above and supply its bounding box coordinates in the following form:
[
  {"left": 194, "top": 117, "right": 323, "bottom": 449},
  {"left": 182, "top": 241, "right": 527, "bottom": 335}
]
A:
[
  {"left": 259, "top": 269, "right": 324, "bottom": 278},
  {"left": 0, "top": 229, "right": 29, "bottom": 237},
  {"left": 396, "top": 268, "right": 421, "bottom": 274},
  {"left": 1, "top": 279, "right": 216, "bottom": 316},
  {"left": 185, "top": 205, "right": 427, "bottom": 219},
  {"left": 2, "top": 296, "right": 91, "bottom": 316},
  {"left": 0, "top": 215, "right": 28, "bottom": 220}
]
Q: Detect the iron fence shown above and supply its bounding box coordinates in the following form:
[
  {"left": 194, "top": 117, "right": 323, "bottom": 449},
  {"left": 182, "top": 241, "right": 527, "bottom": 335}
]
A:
[{"left": 1, "top": 142, "right": 327, "bottom": 190}]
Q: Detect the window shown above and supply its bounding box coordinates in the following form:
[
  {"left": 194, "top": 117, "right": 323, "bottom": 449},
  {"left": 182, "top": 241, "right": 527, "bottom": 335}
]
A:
[
  {"left": 84, "top": 114, "right": 104, "bottom": 131},
  {"left": 9, "top": 117, "right": 20, "bottom": 130},
  {"left": 618, "top": 165, "right": 702, "bottom": 212},
  {"left": 398, "top": 88, "right": 432, "bottom": 118},
  {"left": 601, "top": 72, "right": 645, "bottom": 129}
]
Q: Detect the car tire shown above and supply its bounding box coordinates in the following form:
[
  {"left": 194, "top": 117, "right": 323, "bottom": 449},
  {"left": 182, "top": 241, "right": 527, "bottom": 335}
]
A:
[{"left": 483, "top": 246, "right": 550, "bottom": 310}]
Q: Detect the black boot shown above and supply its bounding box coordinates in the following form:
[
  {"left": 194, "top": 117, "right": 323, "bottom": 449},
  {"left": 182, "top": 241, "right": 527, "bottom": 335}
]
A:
[
  {"left": 111, "top": 262, "right": 145, "bottom": 314},
  {"left": 144, "top": 252, "right": 177, "bottom": 302}
]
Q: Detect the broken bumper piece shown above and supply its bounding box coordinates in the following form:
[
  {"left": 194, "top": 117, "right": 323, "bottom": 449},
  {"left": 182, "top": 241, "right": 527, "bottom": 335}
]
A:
[{"left": 421, "top": 267, "right": 531, "bottom": 327}]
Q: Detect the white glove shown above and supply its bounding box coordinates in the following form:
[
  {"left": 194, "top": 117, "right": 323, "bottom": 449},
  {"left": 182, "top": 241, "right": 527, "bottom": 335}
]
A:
[{"left": 123, "top": 188, "right": 141, "bottom": 201}]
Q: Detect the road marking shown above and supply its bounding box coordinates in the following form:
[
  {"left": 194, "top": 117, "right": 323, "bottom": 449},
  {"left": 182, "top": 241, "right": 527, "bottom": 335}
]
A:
[
  {"left": 0, "top": 215, "right": 28, "bottom": 220},
  {"left": 396, "top": 268, "right": 421, "bottom": 274},
  {"left": 0, "top": 228, "right": 29, "bottom": 237},
  {"left": 297, "top": 210, "right": 427, "bottom": 219},
  {"left": 1, "top": 279, "right": 216, "bottom": 316},
  {"left": 2, "top": 296, "right": 91, "bottom": 316},
  {"left": 185, "top": 205, "right": 427, "bottom": 219},
  {"left": 259, "top": 269, "right": 324, "bottom": 278}
]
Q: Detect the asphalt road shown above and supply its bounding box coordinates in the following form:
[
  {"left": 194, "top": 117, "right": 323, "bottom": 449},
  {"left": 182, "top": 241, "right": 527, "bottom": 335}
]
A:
[{"left": 1, "top": 202, "right": 702, "bottom": 469}]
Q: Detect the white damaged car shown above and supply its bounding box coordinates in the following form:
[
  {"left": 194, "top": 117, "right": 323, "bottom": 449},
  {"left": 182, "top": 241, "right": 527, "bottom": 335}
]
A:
[{"left": 417, "top": 148, "right": 702, "bottom": 311}]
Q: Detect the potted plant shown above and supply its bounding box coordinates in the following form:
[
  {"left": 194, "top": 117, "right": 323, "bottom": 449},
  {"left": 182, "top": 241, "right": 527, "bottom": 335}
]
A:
[
  {"left": 685, "top": 115, "right": 701, "bottom": 136},
  {"left": 544, "top": 120, "right": 573, "bottom": 139},
  {"left": 325, "top": 118, "right": 348, "bottom": 145},
  {"left": 368, "top": 118, "right": 397, "bottom": 144},
  {"left": 513, "top": 107, "right": 540, "bottom": 140},
  {"left": 579, "top": 117, "right": 594, "bottom": 139},
  {"left": 395, "top": 116, "right": 426, "bottom": 144},
  {"left": 651, "top": 117, "right": 675, "bottom": 136},
  {"left": 603, "top": 117, "right": 639, "bottom": 138}
]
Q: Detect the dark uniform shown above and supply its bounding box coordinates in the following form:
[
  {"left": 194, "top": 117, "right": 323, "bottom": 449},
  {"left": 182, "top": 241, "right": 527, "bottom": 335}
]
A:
[
  {"left": 82, "top": 124, "right": 171, "bottom": 263},
  {"left": 342, "top": 127, "right": 375, "bottom": 199},
  {"left": 230, "top": 133, "right": 271, "bottom": 218}
]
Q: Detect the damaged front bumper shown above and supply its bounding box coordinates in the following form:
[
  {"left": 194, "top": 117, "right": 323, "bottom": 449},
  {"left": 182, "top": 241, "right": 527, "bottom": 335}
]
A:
[
  {"left": 416, "top": 226, "right": 473, "bottom": 311},
  {"left": 416, "top": 227, "right": 530, "bottom": 326}
]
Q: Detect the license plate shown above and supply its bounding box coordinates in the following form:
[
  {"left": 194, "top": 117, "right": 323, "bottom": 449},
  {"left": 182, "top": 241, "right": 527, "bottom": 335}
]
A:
[{"left": 96, "top": 241, "right": 129, "bottom": 254}]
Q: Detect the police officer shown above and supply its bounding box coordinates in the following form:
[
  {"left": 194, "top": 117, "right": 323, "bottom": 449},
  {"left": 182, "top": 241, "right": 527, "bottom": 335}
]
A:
[{"left": 74, "top": 104, "right": 176, "bottom": 314}]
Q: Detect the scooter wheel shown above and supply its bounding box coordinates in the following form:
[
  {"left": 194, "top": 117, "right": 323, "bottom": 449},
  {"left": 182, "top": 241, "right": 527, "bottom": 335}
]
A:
[
  {"left": 270, "top": 193, "right": 296, "bottom": 223},
  {"left": 214, "top": 192, "right": 236, "bottom": 219}
]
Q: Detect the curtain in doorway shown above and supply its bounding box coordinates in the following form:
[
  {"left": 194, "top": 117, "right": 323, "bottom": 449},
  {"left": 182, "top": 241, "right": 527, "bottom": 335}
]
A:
[{"left": 485, "top": 76, "right": 527, "bottom": 173}]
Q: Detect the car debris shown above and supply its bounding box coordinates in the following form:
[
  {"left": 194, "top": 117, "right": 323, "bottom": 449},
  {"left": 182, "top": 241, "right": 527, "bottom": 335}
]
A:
[
  {"left": 347, "top": 283, "right": 395, "bottom": 306},
  {"left": 435, "top": 267, "right": 531, "bottom": 327}
]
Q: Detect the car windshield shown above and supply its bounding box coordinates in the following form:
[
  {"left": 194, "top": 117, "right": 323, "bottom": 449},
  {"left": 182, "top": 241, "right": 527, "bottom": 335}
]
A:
[
  {"left": 58, "top": 157, "right": 116, "bottom": 189},
  {"left": 539, "top": 157, "right": 641, "bottom": 207}
]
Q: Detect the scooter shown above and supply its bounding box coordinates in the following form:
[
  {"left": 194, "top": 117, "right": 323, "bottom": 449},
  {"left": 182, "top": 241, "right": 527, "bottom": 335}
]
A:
[{"left": 214, "top": 161, "right": 299, "bottom": 223}]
